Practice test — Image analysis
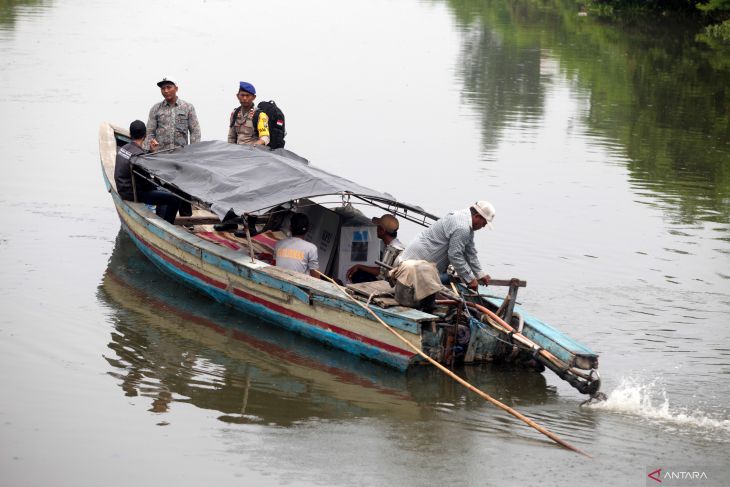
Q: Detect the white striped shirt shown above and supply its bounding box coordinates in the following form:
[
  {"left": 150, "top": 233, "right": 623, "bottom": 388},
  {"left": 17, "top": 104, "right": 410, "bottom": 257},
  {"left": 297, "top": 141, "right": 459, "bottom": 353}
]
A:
[{"left": 401, "top": 208, "right": 487, "bottom": 283}]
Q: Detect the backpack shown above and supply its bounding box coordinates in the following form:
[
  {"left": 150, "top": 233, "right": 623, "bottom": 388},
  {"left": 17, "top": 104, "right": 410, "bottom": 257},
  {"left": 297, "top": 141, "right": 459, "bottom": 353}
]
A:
[{"left": 254, "top": 100, "right": 286, "bottom": 149}]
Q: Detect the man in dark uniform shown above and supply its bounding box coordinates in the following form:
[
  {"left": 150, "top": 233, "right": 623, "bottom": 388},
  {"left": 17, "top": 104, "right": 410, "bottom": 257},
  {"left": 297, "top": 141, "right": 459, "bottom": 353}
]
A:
[{"left": 114, "top": 120, "right": 180, "bottom": 224}]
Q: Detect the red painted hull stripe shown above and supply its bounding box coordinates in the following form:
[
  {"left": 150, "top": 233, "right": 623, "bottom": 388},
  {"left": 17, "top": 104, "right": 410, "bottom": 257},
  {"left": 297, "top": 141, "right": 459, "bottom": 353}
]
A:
[
  {"left": 124, "top": 220, "right": 415, "bottom": 358},
  {"left": 229, "top": 286, "right": 413, "bottom": 357},
  {"left": 106, "top": 271, "right": 411, "bottom": 400}
]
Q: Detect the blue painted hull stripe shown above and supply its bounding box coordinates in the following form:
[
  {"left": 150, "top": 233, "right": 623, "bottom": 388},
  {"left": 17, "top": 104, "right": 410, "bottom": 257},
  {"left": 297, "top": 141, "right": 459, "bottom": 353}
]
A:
[{"left": 118, "top": 217, "right": 413, "bottom": 371}]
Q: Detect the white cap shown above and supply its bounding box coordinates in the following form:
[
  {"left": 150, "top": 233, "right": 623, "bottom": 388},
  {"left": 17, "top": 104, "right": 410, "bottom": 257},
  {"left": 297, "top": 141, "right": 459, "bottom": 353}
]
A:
[{"left": 473, "top": 200, "right": 496, "bottom": 229}]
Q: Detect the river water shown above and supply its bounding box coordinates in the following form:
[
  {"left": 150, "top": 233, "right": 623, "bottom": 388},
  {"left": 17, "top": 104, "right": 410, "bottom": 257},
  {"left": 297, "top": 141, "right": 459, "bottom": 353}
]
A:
[{"left": 1, "top": 0, "right": 729, "bottom": 485}]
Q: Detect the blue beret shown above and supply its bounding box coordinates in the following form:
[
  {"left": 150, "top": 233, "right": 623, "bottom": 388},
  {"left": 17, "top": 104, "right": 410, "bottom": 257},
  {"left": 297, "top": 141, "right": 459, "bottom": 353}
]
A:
[{"left": 239, "top": 81, "right": 256, "bottom": 95}]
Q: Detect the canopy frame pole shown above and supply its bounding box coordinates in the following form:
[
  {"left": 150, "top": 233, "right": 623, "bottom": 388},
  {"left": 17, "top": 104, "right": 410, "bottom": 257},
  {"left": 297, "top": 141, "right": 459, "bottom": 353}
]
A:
[
  {"left": 227, "top": 196, "right": 437, "bottom": 228},
  {"left": 130, "top": 168, "right": 208, "bottom": 216},
  {"left": 243, "top": 213, "right": 256, "bottom": 263},
  {"left": 131, "top": 167, "right": 138, "bottom": 203},
  {"left": 350, "top": 195, "right": 436, "bottom": 227}
]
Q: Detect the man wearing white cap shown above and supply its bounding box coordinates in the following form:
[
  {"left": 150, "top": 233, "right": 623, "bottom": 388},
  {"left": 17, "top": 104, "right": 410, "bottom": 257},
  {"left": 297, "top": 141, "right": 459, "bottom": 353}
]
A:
[
  {"left": 144, "top": 77, "right": 201, "bottom": 151},
  {"left": 400, "top": 201, "right": 495, "bottom": 290}
]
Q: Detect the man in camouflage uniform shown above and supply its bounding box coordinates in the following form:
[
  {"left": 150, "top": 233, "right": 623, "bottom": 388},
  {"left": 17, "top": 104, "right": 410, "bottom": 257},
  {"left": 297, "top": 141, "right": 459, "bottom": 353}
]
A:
[
  {"left": 228, "top": 81, "right": 270, "bottom": 146},
  {"left": 145, "top": 77, "right": 201, "bottom": 151},
  {"left": 145, "top": 77, "right": 200, "bottom": 217}
]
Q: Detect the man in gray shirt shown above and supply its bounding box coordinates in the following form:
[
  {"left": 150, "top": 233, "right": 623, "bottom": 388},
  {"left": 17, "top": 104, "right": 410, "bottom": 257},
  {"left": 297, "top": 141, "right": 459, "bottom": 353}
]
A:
[
  {"left": 274, "top": 213, "right": 320, "bottom": 277},
  {"left": 400, "top": 200, "right": 495, "bottom": 291}
]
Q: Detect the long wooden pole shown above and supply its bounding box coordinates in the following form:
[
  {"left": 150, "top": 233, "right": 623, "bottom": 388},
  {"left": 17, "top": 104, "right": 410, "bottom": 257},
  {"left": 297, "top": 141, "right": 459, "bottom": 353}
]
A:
[{"left": 314, "top": 271, "right": 591, "bottom": 458}]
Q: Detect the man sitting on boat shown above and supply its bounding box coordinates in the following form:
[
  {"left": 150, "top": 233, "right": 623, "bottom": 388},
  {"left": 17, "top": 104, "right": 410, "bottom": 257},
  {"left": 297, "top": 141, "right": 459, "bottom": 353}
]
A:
[
  {"left": 400, "top": 201, "right": 495, "bottom": 291},
  {"left": 228, "top": 81, "right": 270, "bottom": 147},
  {"left": 346, "top": 213, "right": 404, "bottom": 283},
  {"left": 274, "top": 213, "right": 320, "bottom": 277},
  {"left": 114, "top": 120, "right": 180, "bottom": 224}
]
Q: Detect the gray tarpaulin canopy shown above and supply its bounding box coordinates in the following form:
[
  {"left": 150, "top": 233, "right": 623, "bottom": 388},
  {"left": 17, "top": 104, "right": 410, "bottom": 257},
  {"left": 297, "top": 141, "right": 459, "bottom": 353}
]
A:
[{"left": 134, "top": 141, "right": 433, "bottom": 221}]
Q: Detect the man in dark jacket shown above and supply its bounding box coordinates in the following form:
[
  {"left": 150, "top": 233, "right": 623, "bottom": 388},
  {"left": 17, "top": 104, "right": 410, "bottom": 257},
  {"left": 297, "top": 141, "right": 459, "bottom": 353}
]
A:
[{"left": 114, "top": 120, "right": 180, "bottom": 224}]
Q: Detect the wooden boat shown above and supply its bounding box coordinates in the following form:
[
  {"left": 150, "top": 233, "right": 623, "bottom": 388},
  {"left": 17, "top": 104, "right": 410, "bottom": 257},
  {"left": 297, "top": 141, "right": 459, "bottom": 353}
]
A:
[{"left": 98, "top": 122, "right": 603, "bottom": 398}]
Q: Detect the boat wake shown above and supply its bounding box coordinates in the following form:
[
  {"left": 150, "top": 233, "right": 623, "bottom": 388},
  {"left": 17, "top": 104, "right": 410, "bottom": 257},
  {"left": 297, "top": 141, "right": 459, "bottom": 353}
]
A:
[{"left": 585, "top": 377, "right": 730, "bottom": 435}]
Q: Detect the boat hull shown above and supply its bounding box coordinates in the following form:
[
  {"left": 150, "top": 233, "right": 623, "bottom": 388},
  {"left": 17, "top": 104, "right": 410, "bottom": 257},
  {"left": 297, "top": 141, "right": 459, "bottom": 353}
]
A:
[{"left": 109, "top": 187, "right": 426, "bottom": 371}]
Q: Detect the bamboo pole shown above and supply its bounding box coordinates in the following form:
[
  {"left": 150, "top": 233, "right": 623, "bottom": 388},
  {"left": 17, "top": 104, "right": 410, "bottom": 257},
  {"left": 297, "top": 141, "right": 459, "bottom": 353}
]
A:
[{"left": 314, "top": 271, "right": 591, "bottom": 458}]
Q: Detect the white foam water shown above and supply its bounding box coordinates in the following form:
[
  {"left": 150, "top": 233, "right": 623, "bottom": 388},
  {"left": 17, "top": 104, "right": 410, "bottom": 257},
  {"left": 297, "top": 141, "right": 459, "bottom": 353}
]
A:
[{"left": 586, "top": 377, "right": 730, "bottom": 434}]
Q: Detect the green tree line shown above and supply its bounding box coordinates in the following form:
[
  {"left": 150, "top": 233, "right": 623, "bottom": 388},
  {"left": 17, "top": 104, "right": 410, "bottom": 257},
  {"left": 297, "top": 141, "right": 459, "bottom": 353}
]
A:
[
  {"left": 447, "top": 0, "right": 730, "bottom": 224},
  {"left": 587, "top": 0, "right": 730, "bottom": 40}
]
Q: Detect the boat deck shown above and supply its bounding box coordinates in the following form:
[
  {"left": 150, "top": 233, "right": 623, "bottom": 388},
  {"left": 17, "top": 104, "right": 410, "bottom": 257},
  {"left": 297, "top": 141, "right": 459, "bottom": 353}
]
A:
[{"left": 345, "top": 280, "right": 400, "bottom": 308}]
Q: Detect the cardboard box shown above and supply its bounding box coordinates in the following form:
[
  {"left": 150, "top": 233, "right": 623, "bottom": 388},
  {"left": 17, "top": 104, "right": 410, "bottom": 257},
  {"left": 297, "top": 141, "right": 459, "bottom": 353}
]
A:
[{"left": 334, "top": 215, "right": 379, "bottom": 284}]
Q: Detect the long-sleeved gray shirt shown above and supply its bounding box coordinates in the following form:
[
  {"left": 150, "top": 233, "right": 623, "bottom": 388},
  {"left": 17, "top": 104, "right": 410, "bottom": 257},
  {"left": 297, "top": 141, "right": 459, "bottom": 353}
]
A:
[{"left": 401, "top": 208, "right": 487, "bottom": 283}]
